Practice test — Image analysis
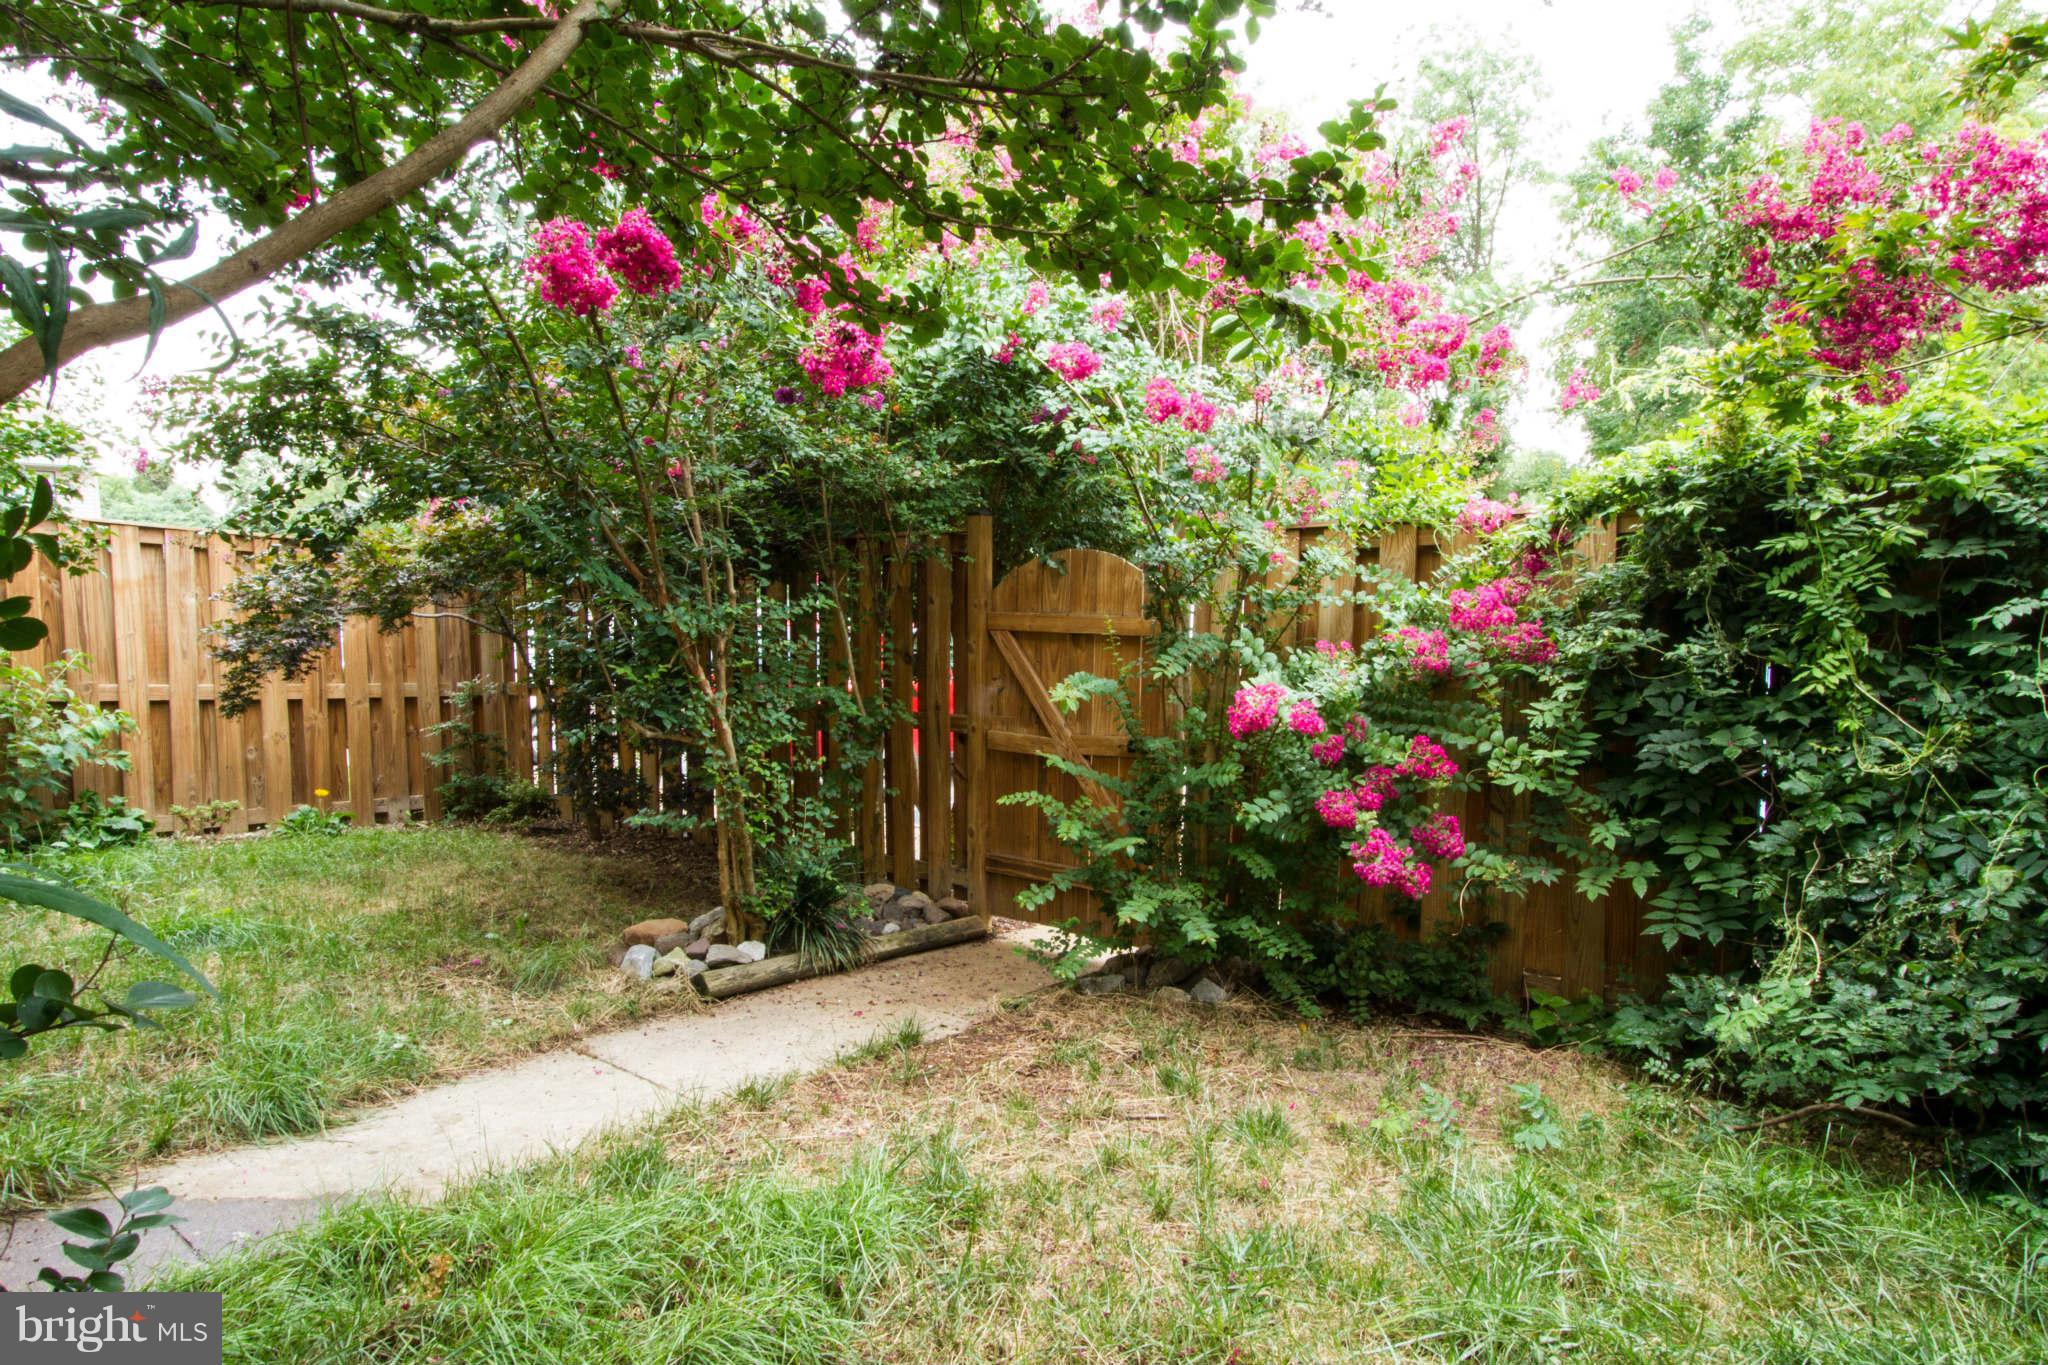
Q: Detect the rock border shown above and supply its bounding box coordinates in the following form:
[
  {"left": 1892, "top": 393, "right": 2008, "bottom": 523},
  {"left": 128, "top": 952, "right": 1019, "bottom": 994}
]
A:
[{"left": 692, "top": 916, "right": 988, "bottom": 1000}]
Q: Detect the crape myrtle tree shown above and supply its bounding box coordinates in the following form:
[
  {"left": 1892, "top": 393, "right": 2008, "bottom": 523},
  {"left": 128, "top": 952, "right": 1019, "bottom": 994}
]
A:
[
  {"left": 0, "top": 0, "right": 1388, "bottom": 401},
  {"left": 172, "top": 83, "right": 1527, "bottom": 927}
]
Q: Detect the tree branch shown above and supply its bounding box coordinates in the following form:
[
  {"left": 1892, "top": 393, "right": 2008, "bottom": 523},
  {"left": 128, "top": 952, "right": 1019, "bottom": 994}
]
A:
[{"left": 0, "top": 0, "right": 606, "bottom": 404}]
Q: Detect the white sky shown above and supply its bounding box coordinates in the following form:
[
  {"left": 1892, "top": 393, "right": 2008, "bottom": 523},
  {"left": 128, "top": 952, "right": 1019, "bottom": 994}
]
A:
[{"left": 34, "top": 0, "right": 1744, "bottom": 477}]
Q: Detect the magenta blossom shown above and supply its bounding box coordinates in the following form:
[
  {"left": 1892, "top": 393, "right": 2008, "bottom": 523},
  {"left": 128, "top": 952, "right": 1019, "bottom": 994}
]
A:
[
  {"left": 523, "top": 218, "right": 617, "bottom": 316},
  {"left": 1144, "top": 376, "right": 1182, "bottom": 423},
  {"left": 1396, "top": 734, "right": 1458, "bottom": 782},
  {"left": 1310, "top": 733, "right": 1346, "bottom": 765},
  {"left": 1316, "top": 787, "right": 1360, "bottom": 830},
  {"left": 594, "top": 209, "right": 681, "bottom": 296},
  {"left": 1391, "top": 626, "right": 1451, "bottom": 676},
  {"left": 1286, "top": 699, "right": 1327, "bottom": 736},
  {"left": 799, "top": 318, "right": 892, "bottom": 397},
  {"left": 1226, "top": 682, "right": 1285, "bottom": 738},
  {"left": 1181, "top": 392, "right": 1220, "bottom": 433},
  {"left": 1412, "top": 811, "right": 1465, "bottom": 860},
  {"left": 1043, "top": 341, "right": 1103, "bottom": 382}
]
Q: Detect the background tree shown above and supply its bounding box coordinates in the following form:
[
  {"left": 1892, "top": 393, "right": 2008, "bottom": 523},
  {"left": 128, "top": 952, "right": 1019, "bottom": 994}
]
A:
[{"left": 1399, "top": 32, "right": 1549, "bottom": 286}]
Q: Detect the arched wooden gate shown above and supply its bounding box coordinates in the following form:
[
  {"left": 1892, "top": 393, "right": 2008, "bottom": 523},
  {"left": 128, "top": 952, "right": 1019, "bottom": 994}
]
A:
[{"left": 960, "top": 536, "right": 1161, "bottom": 928}]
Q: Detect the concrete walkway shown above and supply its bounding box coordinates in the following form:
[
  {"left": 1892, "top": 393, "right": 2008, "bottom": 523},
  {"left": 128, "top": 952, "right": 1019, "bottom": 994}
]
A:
[{"left": 0, "top": 928, "right": 1051, "bottom": 1289}]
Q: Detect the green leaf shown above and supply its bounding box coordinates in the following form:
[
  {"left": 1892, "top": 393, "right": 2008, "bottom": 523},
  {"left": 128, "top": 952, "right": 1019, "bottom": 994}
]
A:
[
  {"left": 119, "top": 1186, "right": 174, "bottom": 1216},
  {"left": 0, "top": 869, "right": 216, "bottom": 996},
  {"left": 48, "top": 1207, "right": 112, "bottom": 1239},
  {"left": 0, "top": 90, "right": 84, "bottom": 148},
  {"left": 0, "top": 616, "right": 49, "bottom": 652},
  {"left": 31, "top": 968, "right": 74, "bottom": 1001},
  {"left": 121, "top": 981, "right": 197, "bottom": 1013}
]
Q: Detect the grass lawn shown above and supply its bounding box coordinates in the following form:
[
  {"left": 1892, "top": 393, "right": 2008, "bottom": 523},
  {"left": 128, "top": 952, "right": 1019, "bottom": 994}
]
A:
[
  {"left": 0, "top": 826, "right": 715, "bottom": 1212},
  {"left": 163, "top": 994, "right": 2046, "bottom": 1364}
]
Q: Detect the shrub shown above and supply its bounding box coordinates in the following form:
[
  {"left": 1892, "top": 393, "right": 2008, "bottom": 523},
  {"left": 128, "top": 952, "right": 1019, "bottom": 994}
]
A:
[
  {"left": 0, "top": 655, "right": 135, "bottom": 852},
  {"left": 1562, "top": 386, "right": 2048, "bottom": 1188},
  {"left": 436, "top": 773, "right": 557, "bottom": 827}
]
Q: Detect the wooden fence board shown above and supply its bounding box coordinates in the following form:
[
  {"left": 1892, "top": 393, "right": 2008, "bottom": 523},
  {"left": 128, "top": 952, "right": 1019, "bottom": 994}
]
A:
[{"left": 0, "top": 520, "right": 526, "bottom": 831}]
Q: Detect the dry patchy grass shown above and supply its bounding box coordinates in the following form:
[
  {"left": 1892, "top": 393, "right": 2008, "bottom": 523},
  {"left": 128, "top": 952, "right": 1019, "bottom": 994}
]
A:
[{"left": 174, "top": 990, "right": 2048, "bottom": 1364}]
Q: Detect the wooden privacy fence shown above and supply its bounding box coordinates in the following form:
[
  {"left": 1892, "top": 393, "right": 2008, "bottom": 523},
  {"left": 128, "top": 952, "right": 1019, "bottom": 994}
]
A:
[
  {"left": 0, "top": 520, "right": 535, "bottom": 831},
  {"left": 5, "top": 515, "right": 1657, "bottom": 1002}
]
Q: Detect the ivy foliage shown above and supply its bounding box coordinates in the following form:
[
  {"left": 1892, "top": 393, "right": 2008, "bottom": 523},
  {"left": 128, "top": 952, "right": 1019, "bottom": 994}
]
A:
[{"left": 1562, "top": 385, "right": 2048, "bottom": 1185}]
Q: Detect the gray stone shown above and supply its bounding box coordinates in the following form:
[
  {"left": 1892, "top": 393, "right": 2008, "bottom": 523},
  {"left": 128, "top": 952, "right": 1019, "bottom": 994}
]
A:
[
  {"left": 687, "top": 906, "right": 726, "bottom": 937},
  {"left": 921, "top": 901, "right": 953, "bottom": 924},
  {"left": 1074, "top": 972, "right": 1125, "bottom": 996},
  {"left": 896, "top": 891, "right": 934, "bottom": 915},
  {"left": 651, "top": 931, "right": 694, "bottom": 956},
  {"left": 651, "top": 948, "right": 694, "bottom": 979},
  {"left": 678, "top": 958, "right": 707, "bottom": 981},
  {"left": 704, "top": 944, "right": 747, "bottom": 968},
  {"left": 620, "top": 944, "right": 657, "bottom": 980},
  {"left": 937, "top": 896, "right": 971, "bottom": 917},
  {"left": 736, "top": 939, "right": 767, "bottom": 964},
  {"left": 1145, "top": 956, "right": 1198, "bottom": 990},
  {"left": 684, "top": 938, "right": 711, "bottom": 960},
  {"left": 879, "top": 921, "right": 902, "bottom": 935},
  {"left": 1189, "top": 978, "right": 1229, "bottom": 1006},
  {"left": 1152, "top": 986, "right": 1192, "bottom": 1006},
  {"left": 862, "top": 881, "right": 897, "bottom": 906}
]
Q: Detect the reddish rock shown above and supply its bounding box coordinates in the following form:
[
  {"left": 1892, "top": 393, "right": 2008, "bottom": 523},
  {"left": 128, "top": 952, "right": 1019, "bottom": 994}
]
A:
[{"left": 622, "top": 918, "right": 692, "bottom": 948}]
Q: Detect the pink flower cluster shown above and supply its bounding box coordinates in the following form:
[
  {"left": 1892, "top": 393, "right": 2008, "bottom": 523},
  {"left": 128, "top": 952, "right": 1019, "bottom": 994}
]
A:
[
  {"left": 594, "top": 209, "right": 682, "bottom": 296},
  {"left": 1044, "top": 341, "right": 1103, "bottom": 382},
  {"left": 1729, "top": 118, "right": 2048, "bottom": 402},
  {"left": 799, "top": 318, "right": 893, "bottom": 397},
  {"left": 1144, "top": 376, "right": 1182, "bottom": 423},
  {"left": 1447, "top": 576, "right": 1530, "bottom": 633},
  {"left": 1455, "top": 494, "right": 1524, "bottom": 536},
  {"left": 1286, "top": 699, "right": 1327, "bottom": 736},
  {"left": 1559, "top": 365, "right": 1602, "bottom": 413},
  {"left": 1184, "top": 444, "right": 1226, "bottom": 484},
  {"left": 1411, "top": 811, "right": 1466, "bottom": 860},
  {"left": 1475, "top": 324, "right": 1516, "bottom": 378},
  {"left": 1141, "top": 377, "right": 1221, "bottom": 432},
  {"left": 1316, "top": 786, "right": 1363, "bottom": 829},
  {"left": 1446, "top": 575, "right": 1557, "bottom": 664},
  {"left": 523, "top": 209, "right": 685, "bottom": 316},
  {"left": 1349, "top": 828, "right": 1431, "bottom": 898},
  {"left": 1090, "top": 297, "right": 1127, "bottom": 332},
  {"left": 1392, "top": 626, "right": 1451, "bottom": 676},
  {"left": 1226, "top": 682, "right": 1286, "bottom": 739},
  {"left": 1396, "top": 734, "right": 1459, "bottom": 781},
  {"left": 523, "top": 218, "right": 619, "bottom": 316},
  {"left": 1310, "top": 733, "right": 1346, "bottom": 765}
]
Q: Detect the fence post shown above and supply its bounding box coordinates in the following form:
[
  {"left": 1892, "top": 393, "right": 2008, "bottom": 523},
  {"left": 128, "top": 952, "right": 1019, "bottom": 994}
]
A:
[
  {"left": 417, "top": 610, "right": 444, "bottom": 822},
  {"left": 108, "top": 525, "right": 156, "bottom": 816},
  {"left": 887, "top": 547, "right": 917, "bottom": 887},
  {"left": 342, "top": 617, "right": 375, "bottom": 825},
  {"left": 962, "top": 515, "right": 993, "bottom": 920},
  {"left": 855, "top": 540, "right": 884, "bottom": 879},
  {"left": 920, "top": 545, "right": 953, "bottom": 897},
  {"left": 203, "top": 535, "right": 251, "bottom": 832},
  {"left": 163, "top": 530, "right": 203, "bottom": 816}
]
